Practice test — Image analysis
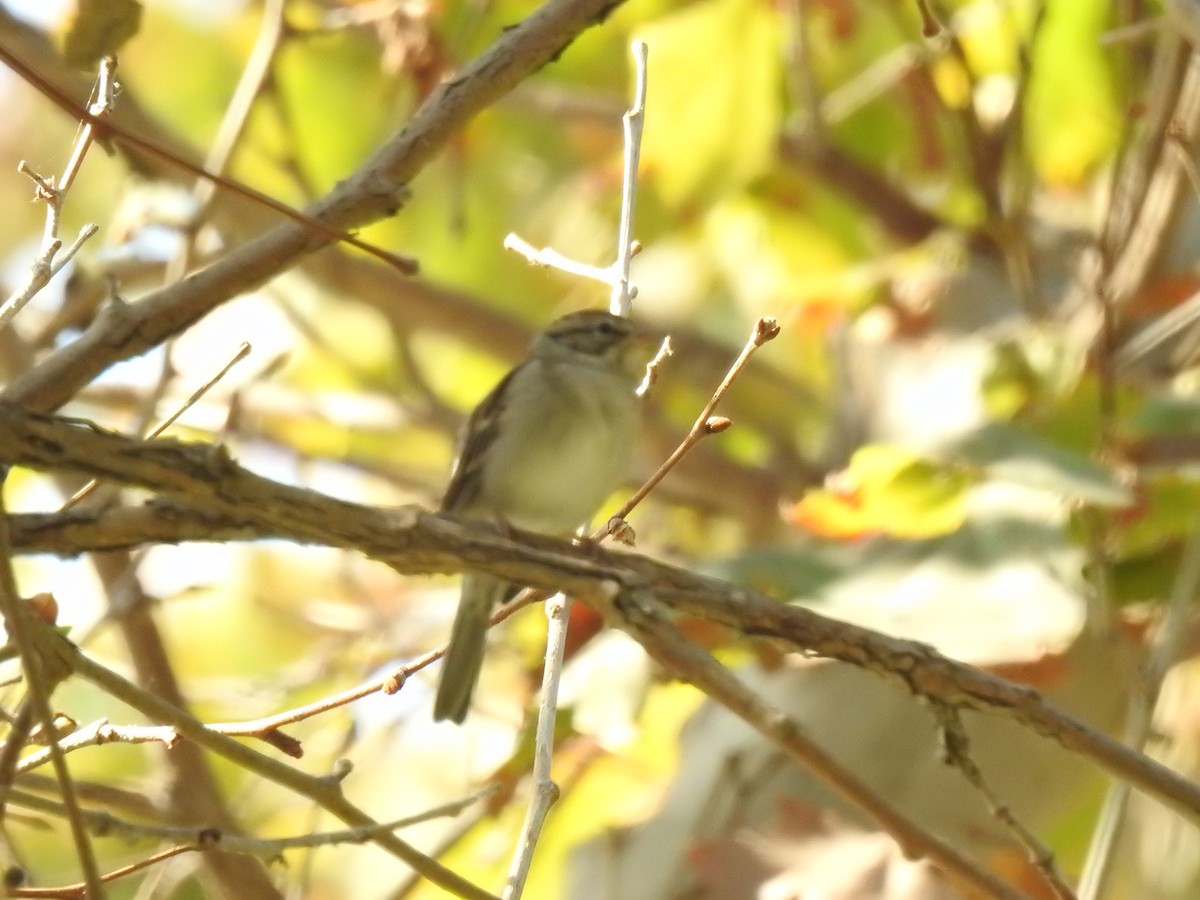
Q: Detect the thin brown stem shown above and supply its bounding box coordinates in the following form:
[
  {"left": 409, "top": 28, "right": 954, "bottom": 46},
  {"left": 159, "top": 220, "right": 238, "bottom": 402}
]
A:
[
  {"left": 599, "top": 316, "right": 780, "bottom": 535},
  {"left": 0, "top": 477, "right": 104, "bottom": 896}
]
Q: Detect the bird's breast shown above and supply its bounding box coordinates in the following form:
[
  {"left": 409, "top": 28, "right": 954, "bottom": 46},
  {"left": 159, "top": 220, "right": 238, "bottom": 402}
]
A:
[{"left": 476, "top": 362, "right": 639, "bottom": 534}]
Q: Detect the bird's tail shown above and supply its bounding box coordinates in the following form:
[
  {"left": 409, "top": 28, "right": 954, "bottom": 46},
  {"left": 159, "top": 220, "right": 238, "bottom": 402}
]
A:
[{"left": 433, "top": 574, "right": 509, "bottom": 724}]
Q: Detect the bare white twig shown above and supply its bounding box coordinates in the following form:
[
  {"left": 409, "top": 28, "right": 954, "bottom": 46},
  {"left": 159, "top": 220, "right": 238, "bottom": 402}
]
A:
[
  {"left": 502, "top": 233, "right": 614, "bottom": 284},
  {"left": 501, "top": 591, "right": 574, "bottom": 899},
  {"left": 501, "top": 40, "right": 650, "bottom": 900},
  {"left": 610, "top": 39, "right": 648, "bottom": 317},
  {"left": 15, "top": 718, "right": 180, "bottom": 774},
  {"left": 504, "top": 42, "right": 648, "bottom": 315}
]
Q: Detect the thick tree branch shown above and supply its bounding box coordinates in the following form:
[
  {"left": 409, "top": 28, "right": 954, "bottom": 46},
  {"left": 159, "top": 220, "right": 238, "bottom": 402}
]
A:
[
  {"left": 0, "top": 0, "right": 627, "bottom": 412},
  {"left": 2, "top": 405, "right": 1200, "bottom": 830}
]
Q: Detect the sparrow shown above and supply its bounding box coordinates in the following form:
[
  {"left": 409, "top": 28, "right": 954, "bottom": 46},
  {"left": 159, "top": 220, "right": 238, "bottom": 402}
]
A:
[{"left": 434, "top": 309, "right": 652, "bottom": 723}]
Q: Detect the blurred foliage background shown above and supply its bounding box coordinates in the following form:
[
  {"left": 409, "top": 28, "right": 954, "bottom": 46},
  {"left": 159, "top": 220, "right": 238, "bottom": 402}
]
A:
[{"left": 2, "top": 0, "right": 1200, "bottom": 897}]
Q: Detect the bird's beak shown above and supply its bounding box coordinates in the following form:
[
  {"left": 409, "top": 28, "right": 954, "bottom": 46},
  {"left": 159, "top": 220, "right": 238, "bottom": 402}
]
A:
[
  {"left": 628, "top": 320, "right": 664, "bottom": 349},
  {"left": 621, "top": 321, "right": 668, "bottom": 377}
]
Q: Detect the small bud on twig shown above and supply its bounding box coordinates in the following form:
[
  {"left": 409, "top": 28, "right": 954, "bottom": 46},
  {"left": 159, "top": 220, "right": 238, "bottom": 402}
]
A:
[
  {"left": 30, "top": 714, "right": 76, "bottom": 745},
  {"left": 383, "top": 670, "right": 406, "bottom": 694},
  {"left": 754, "top": 317, "right": 781, "bottom": 346},
  {"left": 26, "top": 592, "right": 59, "bottom": 624},
  {"left": 704, "top": 416, "right": 733, "bottom": 434},
  {"left": 607, "top": 516, "right": 637, "bottom": 546},
  {"left": 329, "top": 758, "right": 354, "bottom": 784}
]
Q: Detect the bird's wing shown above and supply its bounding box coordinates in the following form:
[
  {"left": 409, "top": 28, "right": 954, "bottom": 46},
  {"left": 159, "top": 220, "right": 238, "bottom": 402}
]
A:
[{"left": 440, "top": 365, "right": 520, "bottom": 513}]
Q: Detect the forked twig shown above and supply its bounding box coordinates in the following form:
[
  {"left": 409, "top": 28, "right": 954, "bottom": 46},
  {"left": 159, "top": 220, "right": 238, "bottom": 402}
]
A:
[
  {"left": 0, "top": 45, "right": 418, "bottom": 277},
  {"left": 0, "top": 56, "right": 112, "bottom": 332},
  {"left": 502, "top": 39, "right": 651, "bottom": 900}
]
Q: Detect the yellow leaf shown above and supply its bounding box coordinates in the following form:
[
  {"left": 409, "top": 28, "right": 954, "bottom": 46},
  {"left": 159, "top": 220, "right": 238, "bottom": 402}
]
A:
[
  {"left": 636, "top": 0, "right": 782, "bottom": 207},
  {"left": 792, "top": 446, "right": 969, "bottom": 540}
]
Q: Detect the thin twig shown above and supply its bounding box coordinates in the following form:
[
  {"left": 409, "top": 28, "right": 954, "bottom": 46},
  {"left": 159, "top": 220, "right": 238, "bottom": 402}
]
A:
[
  {"left": 168, "top": 0, "right": 287, "bottom": 284},
  {"left": 501, "top": 590, "right": 574, "bottom": 899},
  {"left": 0, "top": 52, "right": 111, "bottom": 333},
  {"left": 502, "top": 40, "right": 650, "bottom": 900},
  {"left": 0, "top": 477, "right": 105, "bottom": 897},
  {"left": 61, "top": 342, "right": 252, "bottom": 510},
  {"left": 609, "top": 39, "right": 647, "bottom": 318},
  {"left": 933, "top": 704, "right": 1076, "bottom": 899},
  {"left": 501, "top": 234, "right": 613, "bottom": 284},
  {"left": 10, "top": 844, "right": 192, "bottom": 899},
  {"left": 14, "top": 717, "right": 179, "bottom": 775},
  {"left": 0, "top": 238, "right": 62, "bottom": 331},
  {"left": 598, "top": 316, "right": 780, "bottom": 536},
  {"left": 57, "top": 56, "right": 118, "bottom": 199},
  {"left": 8, "top": 782, "right": 496, "bottom": 857}
]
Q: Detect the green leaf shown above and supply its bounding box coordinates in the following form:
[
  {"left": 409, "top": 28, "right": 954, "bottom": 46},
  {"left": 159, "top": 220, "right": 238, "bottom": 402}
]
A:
[
  {"left": 1103, "top": 475, "right": 1200, "bottom": 558},
  {"left": 705, "top": 194, "right": 870, "bottom": 310},
  {"left": 1125, "top": 395, "right": 1200, "bottom": 437},
  {"left": 1024, "top": 0, "right": 1120, "bottom": 185},
  {"left": 636, "top": 0, "right": 783, "bottom": 207},
  {"left": 943, "top": 423, "right": 1131, "bottom": 507}
]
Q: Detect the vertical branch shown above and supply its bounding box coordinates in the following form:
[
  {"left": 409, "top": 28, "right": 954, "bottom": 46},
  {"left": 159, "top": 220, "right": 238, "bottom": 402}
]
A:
[
  {"left": 63, "top": 11, "right": 289, "bottom": 898},
  {"left": 502, "top": 40, "right": 650, "bottom": 900},
  {"left": 55, "top": 56, "right": 118, "bottom": 202},
  {"left": 609, "top": 39, "right": 648, "bottom": 318},
  {"left": 500, "top": 588, "right": 575, "bottom": 900}
]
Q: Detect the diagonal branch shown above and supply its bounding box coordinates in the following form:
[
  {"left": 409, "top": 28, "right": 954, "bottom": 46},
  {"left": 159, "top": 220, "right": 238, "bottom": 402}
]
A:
[
  {"left": 618, "top": 590, "right": 1025, "bottom": 899},
  {"left": 0, "top": 0, "right": 629, "bottom": 413}
]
